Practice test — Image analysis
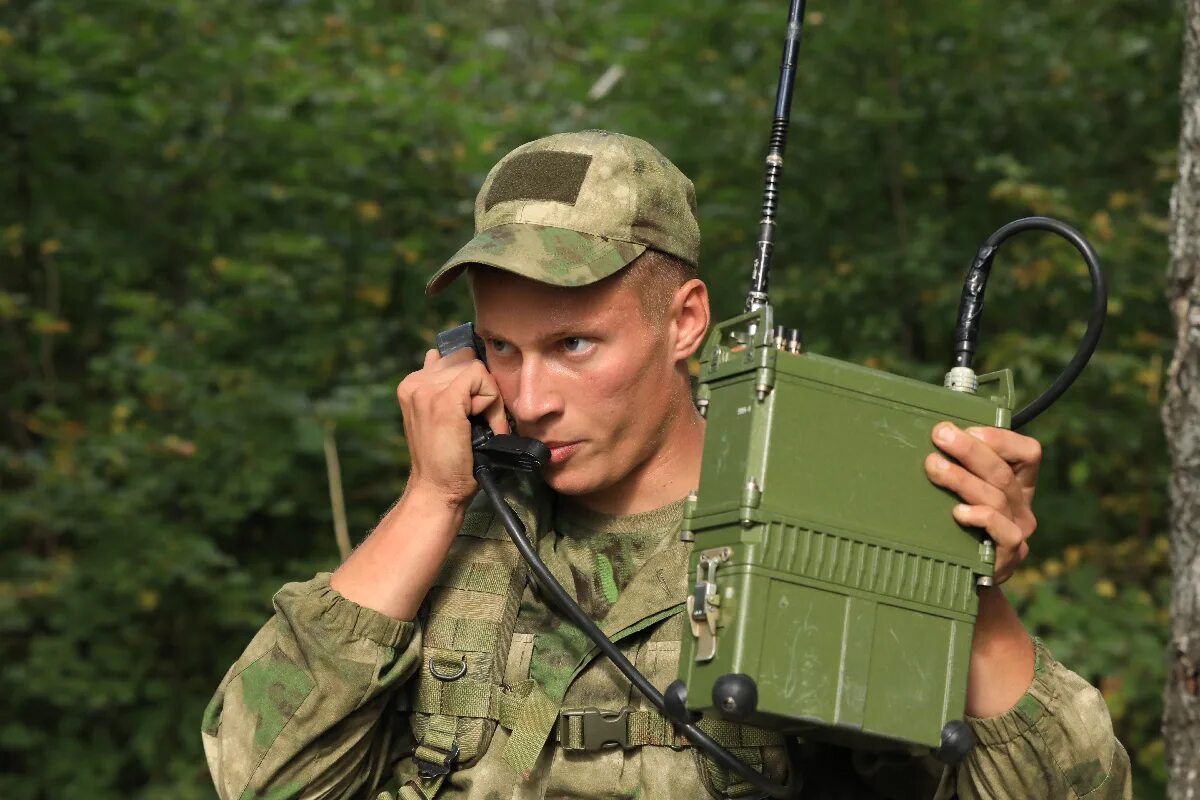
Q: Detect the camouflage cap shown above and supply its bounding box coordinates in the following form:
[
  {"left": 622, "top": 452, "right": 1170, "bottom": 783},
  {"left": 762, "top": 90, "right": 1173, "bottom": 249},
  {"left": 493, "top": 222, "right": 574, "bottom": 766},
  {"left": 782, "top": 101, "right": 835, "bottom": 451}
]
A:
[{"left": 425, "top": 130, "right": 700, "bottom": 294}]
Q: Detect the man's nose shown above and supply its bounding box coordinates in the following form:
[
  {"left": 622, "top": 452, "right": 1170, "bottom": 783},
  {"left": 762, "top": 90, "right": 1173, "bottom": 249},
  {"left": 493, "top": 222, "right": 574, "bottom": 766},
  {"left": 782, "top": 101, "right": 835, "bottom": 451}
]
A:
[{"left": 508, "top": 357, "right": 564, "bottom": 426}]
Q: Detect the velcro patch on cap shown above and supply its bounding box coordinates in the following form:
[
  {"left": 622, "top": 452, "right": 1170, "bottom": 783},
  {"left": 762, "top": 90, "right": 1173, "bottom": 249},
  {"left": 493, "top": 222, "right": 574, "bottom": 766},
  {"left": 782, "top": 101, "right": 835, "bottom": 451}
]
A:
[{"left": 484, "top": 151, "right": 592, "bottom": 211}]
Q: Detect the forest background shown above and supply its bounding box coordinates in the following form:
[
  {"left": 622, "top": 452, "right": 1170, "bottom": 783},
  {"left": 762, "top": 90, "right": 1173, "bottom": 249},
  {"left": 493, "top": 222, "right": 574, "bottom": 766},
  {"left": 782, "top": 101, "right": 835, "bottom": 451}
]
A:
[{"left": 0, "top": 0, "right": 1181, "bottom": 797}]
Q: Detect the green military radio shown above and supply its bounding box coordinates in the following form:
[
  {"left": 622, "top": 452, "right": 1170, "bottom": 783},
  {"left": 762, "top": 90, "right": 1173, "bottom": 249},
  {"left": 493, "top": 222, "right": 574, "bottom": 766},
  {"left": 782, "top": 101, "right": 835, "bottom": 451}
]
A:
[
  {"left": 673, "top": 307, "right": 1012, "bottom": 756},
  {"left": 670, "top": 0, "right": 1106, "bottom": 772},
  {"left": 448, "top": 0, "right": 1107, "bottom": 796}
]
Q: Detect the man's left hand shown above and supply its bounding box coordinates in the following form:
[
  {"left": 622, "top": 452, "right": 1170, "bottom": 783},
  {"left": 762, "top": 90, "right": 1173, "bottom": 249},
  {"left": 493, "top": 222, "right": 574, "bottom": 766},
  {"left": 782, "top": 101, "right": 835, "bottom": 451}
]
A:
[{"left": 924, "top": 421, "right": 1042, "bottom": 584}]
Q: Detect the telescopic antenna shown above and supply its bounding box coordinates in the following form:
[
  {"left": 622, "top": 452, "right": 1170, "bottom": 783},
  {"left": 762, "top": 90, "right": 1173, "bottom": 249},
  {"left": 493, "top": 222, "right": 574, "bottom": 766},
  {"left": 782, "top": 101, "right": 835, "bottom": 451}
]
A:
[{"left": 747, "top": 0, "right": 807, "bottom": 312}]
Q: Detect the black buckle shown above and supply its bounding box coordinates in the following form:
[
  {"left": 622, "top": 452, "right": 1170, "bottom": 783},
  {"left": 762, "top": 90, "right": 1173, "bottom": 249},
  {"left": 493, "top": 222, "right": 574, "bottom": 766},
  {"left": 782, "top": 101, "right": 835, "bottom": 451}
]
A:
[
  {"left": 414, "top": 742, "right": 459, "bottom": 779},
  {"left": 558, "top": 708, "right": 630, "bottom": 751}
]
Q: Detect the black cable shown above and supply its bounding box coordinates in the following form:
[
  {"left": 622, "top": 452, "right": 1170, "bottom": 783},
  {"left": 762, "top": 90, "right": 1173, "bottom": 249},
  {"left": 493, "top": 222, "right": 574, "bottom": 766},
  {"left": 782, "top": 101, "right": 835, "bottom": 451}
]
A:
[
  {"left": 949, "top": 216, "right": 1107, "bottom": 430},
  {"left": 475, "top": 467, "right": 804, "bottom": 800}
]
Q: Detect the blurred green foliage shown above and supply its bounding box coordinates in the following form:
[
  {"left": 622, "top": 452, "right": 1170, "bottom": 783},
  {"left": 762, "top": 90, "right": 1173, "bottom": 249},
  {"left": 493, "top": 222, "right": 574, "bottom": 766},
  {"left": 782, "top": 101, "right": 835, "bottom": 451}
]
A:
[{"left": 0, "top": 0, "right": 1178, "bottom": 797}]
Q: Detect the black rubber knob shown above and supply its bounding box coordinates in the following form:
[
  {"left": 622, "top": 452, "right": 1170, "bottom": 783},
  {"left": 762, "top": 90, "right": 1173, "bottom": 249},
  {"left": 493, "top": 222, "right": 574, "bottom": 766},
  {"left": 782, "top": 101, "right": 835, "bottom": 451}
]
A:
[
  {"left": 712, "top": 673, "right": 758, "bottom": 721},
  {"left": 934, "top": 719, "right": 976, "bottom": 764},
  {"left": 664, "top": 680, "right": 701, "bottom": 725}
]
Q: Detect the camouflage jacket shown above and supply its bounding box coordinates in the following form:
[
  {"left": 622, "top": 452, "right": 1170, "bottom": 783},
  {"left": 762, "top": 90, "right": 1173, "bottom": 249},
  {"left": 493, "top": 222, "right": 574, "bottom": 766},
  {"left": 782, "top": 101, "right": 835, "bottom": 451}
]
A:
[{"left": 203, "top": 488, "right": 1132, "bottom": 800}]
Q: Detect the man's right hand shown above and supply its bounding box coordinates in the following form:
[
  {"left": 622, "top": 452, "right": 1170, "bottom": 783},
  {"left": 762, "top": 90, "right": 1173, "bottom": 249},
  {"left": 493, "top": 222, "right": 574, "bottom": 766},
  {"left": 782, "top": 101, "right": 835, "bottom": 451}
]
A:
[
  {"left": 329, "top": 344, "right": 510, "bottom": 621},
  {"left": 395, "top": 347, "right": 510, "bottom": 509}
]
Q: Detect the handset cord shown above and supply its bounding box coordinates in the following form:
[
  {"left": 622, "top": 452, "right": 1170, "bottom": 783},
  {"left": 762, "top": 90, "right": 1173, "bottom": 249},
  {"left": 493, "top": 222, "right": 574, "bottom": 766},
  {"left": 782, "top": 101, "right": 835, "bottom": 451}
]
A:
[
  {"left": 474, "top": 466, "right": 804, "bottom": 799},
  {"left": 465, "top": 214, "right": 1105, "bottom": 800}
]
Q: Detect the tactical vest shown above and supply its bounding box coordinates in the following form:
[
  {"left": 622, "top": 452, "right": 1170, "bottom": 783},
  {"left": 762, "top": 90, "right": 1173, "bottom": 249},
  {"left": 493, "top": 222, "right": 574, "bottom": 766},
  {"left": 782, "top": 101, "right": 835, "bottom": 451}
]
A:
[{"left": 397, "top": 476, "right": 785, "bottom": 800}]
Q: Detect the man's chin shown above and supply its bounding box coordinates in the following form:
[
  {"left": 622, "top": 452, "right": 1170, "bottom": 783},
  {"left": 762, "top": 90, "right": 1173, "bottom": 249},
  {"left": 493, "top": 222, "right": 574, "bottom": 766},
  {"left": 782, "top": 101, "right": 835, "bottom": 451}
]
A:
[{"left": 541, "top": 464, "right": 603, "bottom": 497}]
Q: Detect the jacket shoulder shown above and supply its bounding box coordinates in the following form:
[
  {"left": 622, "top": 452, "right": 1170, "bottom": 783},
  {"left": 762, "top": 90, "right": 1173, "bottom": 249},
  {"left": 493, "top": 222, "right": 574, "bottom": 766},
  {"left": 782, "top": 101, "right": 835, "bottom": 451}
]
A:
[{"left": 459, "top": 472, "right": 553, "bottom": 541}]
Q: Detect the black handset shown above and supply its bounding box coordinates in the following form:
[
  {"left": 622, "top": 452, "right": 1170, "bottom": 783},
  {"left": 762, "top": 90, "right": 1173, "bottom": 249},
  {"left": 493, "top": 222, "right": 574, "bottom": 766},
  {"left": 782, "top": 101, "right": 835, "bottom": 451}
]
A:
[{"left": 434, "top": 322, "right": 550, "bottom": 473}]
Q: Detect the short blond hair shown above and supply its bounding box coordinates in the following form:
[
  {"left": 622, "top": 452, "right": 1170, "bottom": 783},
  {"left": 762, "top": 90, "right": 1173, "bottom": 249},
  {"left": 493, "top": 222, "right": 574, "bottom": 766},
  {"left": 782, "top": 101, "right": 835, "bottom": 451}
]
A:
[{"left": 614, "top": 248, "right": 698, "bottom": 323}]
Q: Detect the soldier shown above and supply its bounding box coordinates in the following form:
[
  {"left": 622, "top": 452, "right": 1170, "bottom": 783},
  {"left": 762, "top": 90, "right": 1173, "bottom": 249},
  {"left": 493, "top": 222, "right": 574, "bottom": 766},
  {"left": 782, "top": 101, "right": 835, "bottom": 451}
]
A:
[{"left": 202, "top": 131, "right": 1131, "bottom": 799}]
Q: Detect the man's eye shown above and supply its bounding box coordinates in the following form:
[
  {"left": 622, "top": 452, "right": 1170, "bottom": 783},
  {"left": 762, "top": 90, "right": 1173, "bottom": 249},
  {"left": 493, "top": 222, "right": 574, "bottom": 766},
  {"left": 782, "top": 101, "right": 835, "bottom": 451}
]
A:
[
  {"left": 562, "top": 337, "right": 593, "bottom": 354},
  {"left": 488, "top": 339, "right": 511, "bottom": 354}
]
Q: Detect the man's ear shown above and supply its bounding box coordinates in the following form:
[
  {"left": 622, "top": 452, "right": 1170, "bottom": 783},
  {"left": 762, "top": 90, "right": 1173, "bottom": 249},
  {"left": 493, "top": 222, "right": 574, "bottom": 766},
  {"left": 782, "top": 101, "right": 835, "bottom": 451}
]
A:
[{"left": 668, "top": 278, "right": 710, "bottom": 364}]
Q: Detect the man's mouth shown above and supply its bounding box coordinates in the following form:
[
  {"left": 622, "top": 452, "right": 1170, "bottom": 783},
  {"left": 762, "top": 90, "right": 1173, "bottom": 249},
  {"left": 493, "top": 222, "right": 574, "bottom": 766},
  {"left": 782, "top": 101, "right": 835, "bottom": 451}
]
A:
[{"left": 541, "top": 440, "right": 583, "bottom": 465}]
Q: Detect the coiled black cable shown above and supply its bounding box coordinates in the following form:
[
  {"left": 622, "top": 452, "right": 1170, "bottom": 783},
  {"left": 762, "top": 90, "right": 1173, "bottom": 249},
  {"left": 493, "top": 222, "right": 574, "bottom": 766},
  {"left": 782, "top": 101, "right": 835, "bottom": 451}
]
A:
[{"left": 950, "top": 216, "right": 1107, "bottom": 430}]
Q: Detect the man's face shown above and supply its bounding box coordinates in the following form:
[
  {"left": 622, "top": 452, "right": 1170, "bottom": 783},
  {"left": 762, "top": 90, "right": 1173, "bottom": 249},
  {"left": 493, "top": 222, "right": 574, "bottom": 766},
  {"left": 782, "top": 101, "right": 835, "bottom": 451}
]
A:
[{"left": 471, "top": 268, "right": 690, "bottom": 498}]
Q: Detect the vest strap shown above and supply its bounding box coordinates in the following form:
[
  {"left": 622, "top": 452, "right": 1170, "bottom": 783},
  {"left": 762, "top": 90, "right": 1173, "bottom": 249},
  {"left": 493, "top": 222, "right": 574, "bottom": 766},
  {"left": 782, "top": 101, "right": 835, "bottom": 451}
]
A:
[
  {"left": 397, "top": 773, "right": 446, "bottom": 800},
  {"left": 499, "top": 681, "right": 561, "bottom": 776},
  {"left": 558, "top": 707, "right": 684, "bottom": 750},
  {"left": 407, "top": 476, "right": 782, "bottom": 795},
  {"left": 413, "top": 715, "right": 459, "bottom": 779},
  {"left": 495, "top": 680, "right": 783, "bottom": 755}
]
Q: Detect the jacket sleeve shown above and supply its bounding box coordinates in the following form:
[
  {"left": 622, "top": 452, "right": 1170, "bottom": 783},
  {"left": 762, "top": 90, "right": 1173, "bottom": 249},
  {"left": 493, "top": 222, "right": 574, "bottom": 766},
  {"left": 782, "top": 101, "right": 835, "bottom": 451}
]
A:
[
  {"left": 941, "top": 638, "right": 1132, "bottom": 800},
  {"left": 201, "top": 573, "right": 423, "bottom": 800}
]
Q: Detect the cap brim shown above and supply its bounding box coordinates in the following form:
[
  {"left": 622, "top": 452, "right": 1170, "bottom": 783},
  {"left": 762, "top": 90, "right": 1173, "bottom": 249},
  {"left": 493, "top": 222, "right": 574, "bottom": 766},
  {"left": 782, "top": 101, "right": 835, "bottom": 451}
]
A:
[{"left": 425, "top": 223, "right": 646, "bottom": 295}]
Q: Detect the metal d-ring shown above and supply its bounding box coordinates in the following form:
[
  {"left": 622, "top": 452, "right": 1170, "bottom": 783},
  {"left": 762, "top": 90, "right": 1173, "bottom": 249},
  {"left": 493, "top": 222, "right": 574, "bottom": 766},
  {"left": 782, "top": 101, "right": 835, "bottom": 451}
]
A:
[{"left": 428, "top": 654, "right": 467, "bottom": 682}]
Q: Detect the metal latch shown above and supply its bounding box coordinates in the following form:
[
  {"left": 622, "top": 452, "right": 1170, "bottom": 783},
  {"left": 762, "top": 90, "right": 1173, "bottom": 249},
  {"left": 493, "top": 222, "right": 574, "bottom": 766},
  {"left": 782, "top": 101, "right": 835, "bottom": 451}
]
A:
[
  {"left": 687, "top": 546, "right": 731, "bottom": 663},
  {"left": 558, "top": 708, "right": 630, "bottom": 751}
]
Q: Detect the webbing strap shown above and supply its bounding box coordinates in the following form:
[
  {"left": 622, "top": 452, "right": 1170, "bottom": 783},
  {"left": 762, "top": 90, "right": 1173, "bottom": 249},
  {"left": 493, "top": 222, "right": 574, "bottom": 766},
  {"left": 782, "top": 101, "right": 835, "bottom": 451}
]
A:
[
  {"left": 500, "top": 682, "right": 561, "bottom": 776},
  {"left": 408, "top": 476, "right": 781, "bottom": 793},
  {"left": 407, "top": 479, "right": 540, "bottom": 800},
  {"left": 697, "top": 717, "right": 785, "bottom": 748},
  {"left": 495, "top": 679, "right": 535, "bottom": 728},
  {"left": 414, "top": 715, "right": 458, "bottom": 770},
  {"left": 414, "top": 673, "right": 494, "bottom": 717},
  {"left": 558, "top": 708, "right": 685, "bottom": 749},
  {"left": 396, "top": 773, "right": 446, "bottom": 800},
  {"left": 431, "top": 681, "right": 494, "bottom": 717},
  {"left": 703, "top": 745, "right": 769, "bottom": 799},
  {"left": 494, "top": 680, "right": 782, "bottom": 752},
  {"left": 553, "top": 709, "right": 784, "bottom": 749},
  {"left": 423, "top": 616, "right": 501, "bottom": 652},
  {"left": 436, "top": 559, "right": 513, "bottom": 595}
]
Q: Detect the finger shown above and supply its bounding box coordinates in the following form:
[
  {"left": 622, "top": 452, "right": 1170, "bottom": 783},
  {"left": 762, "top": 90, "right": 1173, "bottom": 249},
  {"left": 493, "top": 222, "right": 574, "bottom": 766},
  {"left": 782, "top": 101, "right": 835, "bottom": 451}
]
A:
[
  {"left": 436, "top": 346, "right": 478, "bottom": 370},
  {"left": 993, "top": 539, "right": 1032, "bottom": 585},
  {"left": 479, "top": 395, "right": 509, "bottom": 435},
  {"left": 931, "top": 422, "right": 1024, "bottom": 513},
  {"left": 951, "top": 503, "right": 1025, "bottom": 551},
  {"left": 962, "top": 426, "right": 1042, "bottom": 490},
  {"left": 925, "top": 452, "right": 1009, "bottom": 512},
  {"left": 423, "top": 348, "right": 440, "bottom": 368},
  {"left": 419, "top": 348, "right": 487, "bottom": 392},
  {"left": 448, "top": 361, "right": 503, "bottom": 419},
  {"left": 464, "top": 365, "right": 507, "bottom": 431}
]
